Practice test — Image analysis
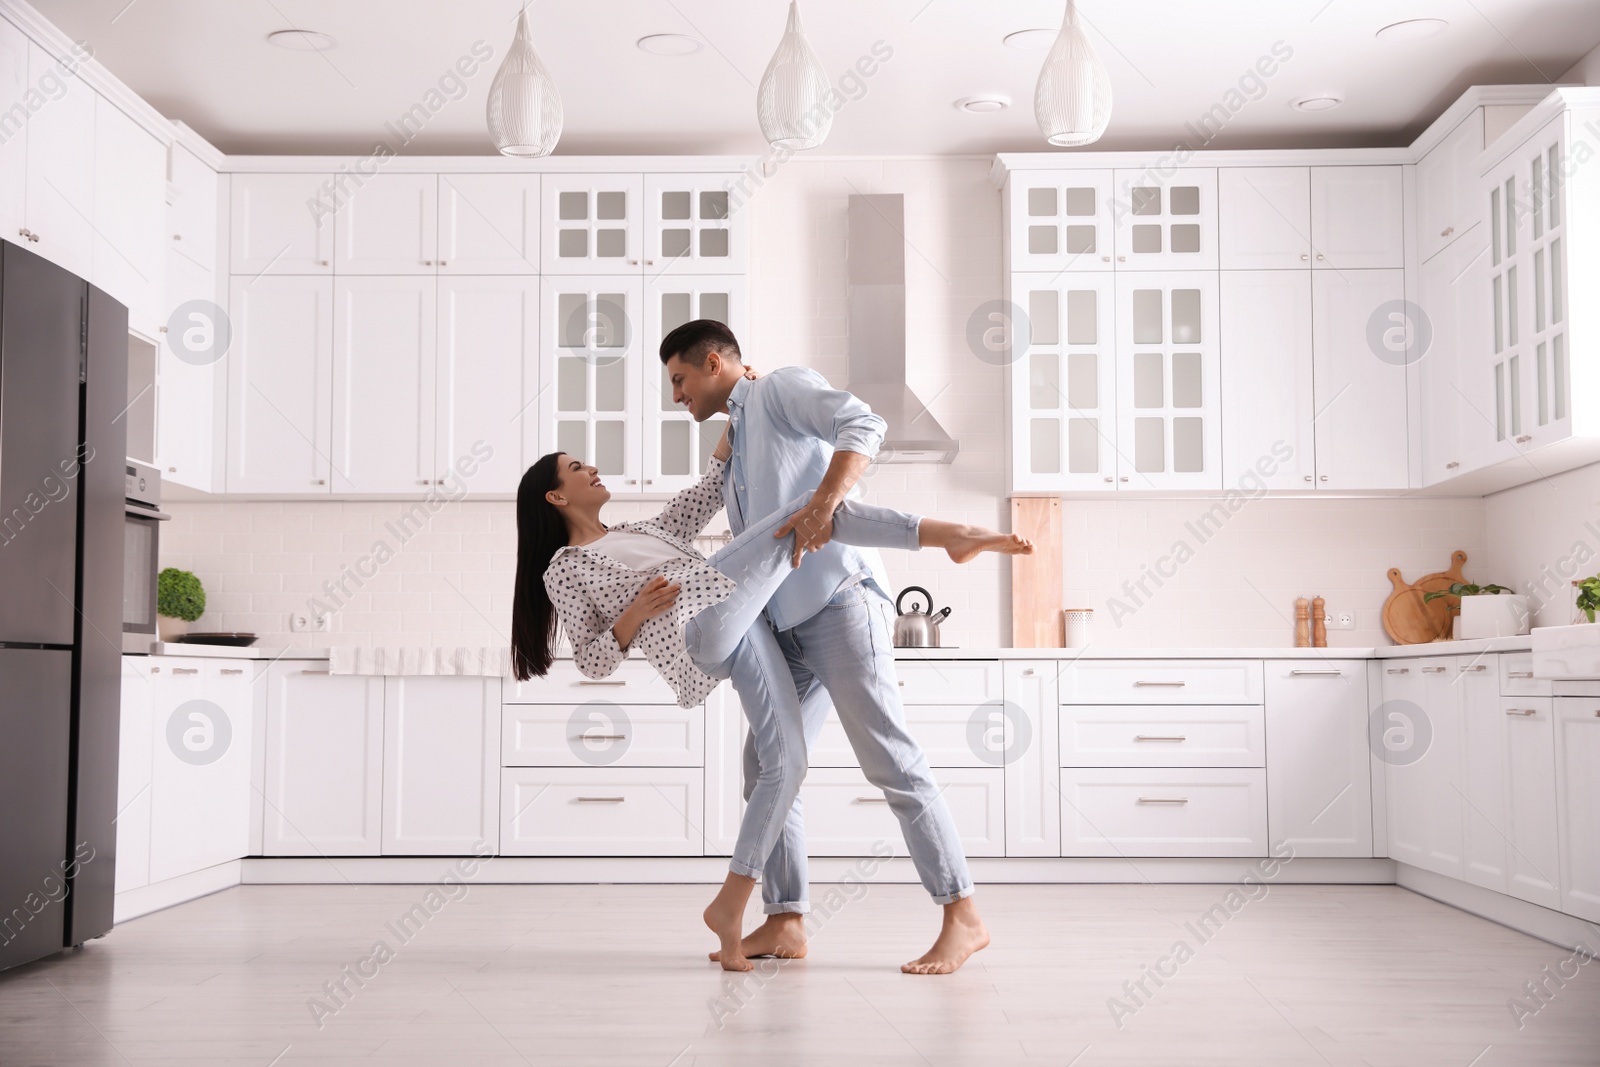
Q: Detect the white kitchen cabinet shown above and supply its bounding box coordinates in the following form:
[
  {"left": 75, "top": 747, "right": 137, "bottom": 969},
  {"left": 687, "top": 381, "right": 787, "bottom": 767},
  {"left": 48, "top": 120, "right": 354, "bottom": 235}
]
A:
[
  {"left": 148, "top": 660, "right": 253, "bottom": 882},
  {"left": 1310, "top": 166, "right": 1404, "bottom": 269},
  {"left": 156, "top": 251, "right": 219, "bottom": 491},
  {"left": 229, "top": 172, "right": 334, "bottom": 275},
  {"left": 1311, "top": 269, "right": 1409, "bottom": 489},
  {"left": 1554, "top": 697, "right": 1600, "bottom": 922},
  {"left": 1418, "top": 224, "right": 1490, "bottom": 485},
  {"left": 1114, "top": 272, "right": 1221, "bottom": 489},
  {"left": 1111, "top": 168, "right": 1218, "bottom": 271},
  {"left": 1219, "top": 270, "right": 1315, "bottom": 488},
  {"left": 1417, "top": 110, "right": 1483, "bottom": 263},
  {"left": 1217, "top": 167, "right": 1311, "bottom": 270},
  {"left": 1503, "top": 697, "right": 1561, "bottom": 910},
  {"left": 1061, "top": 767, "right": 1268, "bottom": 857},
  {"left": 1008, "top": 272, "right": 1117, "bottom": 491},
  {"left": 330, "top": 276, "right": 437, "bottom": 493},
  {"left": 167, "top": 143, "right": 218, "bottom": 272},
  {"left": 437, "top": 173, "right": 540, "bottom": 274},
  {"left": 1461, "top": 662, "right": 1511, "bottom": 893},
  {"left": 261, "top": 666, "right": 385, "bottom": 856},
  {"left": 1061, "top": 704, "right": 1265, "bottom": 768},
  {"left": 503, "top": 703, "right": 703, "bottom": 768},
  {"left": 1264, "top": 662, "right": 1373, "bottom": 857},
  {"left": 0, "top": 18, "right": 27, "bottom": 241},
  {"left": 540, "top": 174, "right": 644, "bottom": 275},
  {"left": 1004, "top": 662, "right": 1060, "bottom": 857},
  {"left": 115, "top": 659, "right": 156, "bottom": 893},
  {"left": 333, "top": 173, "right": 437, "bottom": 275},
  {"left": 225, "top": 274, "right": 334, "bottom": 492},
  {"left": 797, "top": 767, "right": 1005, "bottom": 858},
  {"left": 1005, "top": 170, "right": 1114, "bottom": 272},
  {"left": 500, "top": 767, "right": 705, "bottom": 856},
  {"left": 1061, "top": 659, "right": 1263, "bottom": 704},
  {"left": 643, "top": 274, "right": 742, "bottom": 492},
  {"left": 382, "top": 677, "right": 501, "bottom": 855},
  {"left": 1382, "top": 659, "right": 1464, "bottom": 878},
  {"left": 436, "top": 275, "right": 539, "bottom": 493},
  {"left": 644, "top": 173, "right": 746, "bottom": 275},
  {"left": 92, "top": 97, "right": 166, "bottom": 337},
  {"left": 23, "top": 42, "right": 95, "bottom": 279},
  {"left": 539, "top": 275, "right": 643, "bottom": 485}
]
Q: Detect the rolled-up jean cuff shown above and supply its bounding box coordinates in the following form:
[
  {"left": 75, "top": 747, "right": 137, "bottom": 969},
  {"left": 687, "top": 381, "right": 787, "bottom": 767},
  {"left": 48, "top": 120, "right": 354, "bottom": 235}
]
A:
[
  {"left": 931, "top": 886, "right": 975, "bottom": 906},
  {"left": 763, "top": 901, "right": 810, "bottom": 915},
  {"left": 728, "top": 857, "right": 762, "bottom": 880}
]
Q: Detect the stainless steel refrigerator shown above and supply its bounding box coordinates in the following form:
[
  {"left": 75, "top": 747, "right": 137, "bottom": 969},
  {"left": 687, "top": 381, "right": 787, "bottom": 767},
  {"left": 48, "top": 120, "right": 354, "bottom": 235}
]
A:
[{"left": 0, "top": 239, "right": 127, "bottom": 971}]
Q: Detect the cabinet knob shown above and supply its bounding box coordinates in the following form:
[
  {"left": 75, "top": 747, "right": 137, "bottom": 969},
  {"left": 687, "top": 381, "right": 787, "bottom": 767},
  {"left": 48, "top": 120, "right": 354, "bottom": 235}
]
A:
[
  {"left": 417, "top": 479, "right": 431, "bottom": 485},
  {"left": 313, "top": 478, "right": 327, "bottom": 485},
  {"left": 168, "top": 466, "right": 177, "bottom": 473},
  {"left": 1303, "top": 475, "right": 1312, "bottom": 482},
  {"left": 1300, "top": 253, "right": 1309, "bottom": 261},
  {"left": 1445, "top": 461, "right": 1459, "bottom": 469},
  {"left": 627, "top": 259, "right": 639, "bottom": 266},
  {"left": 1319, "top": 475, "right": 1328, "bottom": 482},
  {"left": 1515, "top": 434, "right": 1532, "bottom": 444},
  {"left": 1441, "top": 226, "right": 1454, "bottom": 237},
  {"left": 159, "top": 325, "right": 169, "bottom": 333},
  {"left": 625, "top": 478, "right": 638, "bottom": 485},
  {"left": 172, "top": 233, "right": 182, "bottom": 241},
  {"left": 1119, "top": 476, "right": 1129, "bottom": 482},
  {"left": 423, "top": 259, "right": 433, "bottom": 266},
  {"left": 1103, "top": 476, "right": 1113, "bottom": 482},
  {"left": 435, "top": 479, "right": 445, "bottom": 485},
  {"left": 644, "top": 478, "right": 654, "bottom": 485},
  {"left": 1101, "top": 255, "right": 1110, "bottom": 262},
  {"left": 1505, "top": 708, "right": 1536, "bottom": 716},
  {"left": 320, "top": 260, "right": 330, "bottom": 266},
  {"left": 1316, "top": 253, "right": 1325, "bottom": 261},
  {"left": 439, "top": 260, "right": 448, "bottom": 266},
  {"left": 1117, "top": 255, "right": 1126, "bottom": 262}
]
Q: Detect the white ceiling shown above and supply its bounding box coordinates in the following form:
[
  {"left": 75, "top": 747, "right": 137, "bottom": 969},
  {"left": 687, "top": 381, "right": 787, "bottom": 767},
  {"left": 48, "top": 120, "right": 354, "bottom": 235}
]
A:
[{"left": 29, "top": 0, "right": 1600, "bottom": 156}]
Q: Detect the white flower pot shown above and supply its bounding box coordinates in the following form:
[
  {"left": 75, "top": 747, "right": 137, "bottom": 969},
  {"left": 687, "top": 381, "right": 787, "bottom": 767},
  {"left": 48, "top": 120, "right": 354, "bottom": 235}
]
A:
[
  {"left": 157, "top": 616, "right": 190, "bottom": 642},
  {"left": 1456, "top": 594, "right": 1531, "bottom": 640}
]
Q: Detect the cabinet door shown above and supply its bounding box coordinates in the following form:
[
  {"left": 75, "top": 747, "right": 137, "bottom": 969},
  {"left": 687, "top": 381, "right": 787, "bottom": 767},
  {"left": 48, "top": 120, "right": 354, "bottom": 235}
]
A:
[
  {"left": 539, "top": 275, "right": 644, "bottom": 487},
  {"left": 644, "top": 173, "right": 746, "bottom": 276},
  {"left": 1310, "top": 269, "right": 1409, "bottom": 489},
  {"left": 24, "top": 43, "right": 95, "bottom": 279},
  {"left": 330, "top": 276, "right": 437, "bottom": 493},
  {"left": 1419, "top": 225, "right": 1489, "bottom": 484},
  {"left": 1461, "top": 661, "right": 1509, "bottom": 893},
  {"left": 1381, "top": 660, "right": 1463, "bottom": 876},
  {"left": 436, "top": 275, "right": 538, "bottom": 493},
  {"left": 642, "top": 275, "right": 744, "bottom": 492},
  {"left": 1007, "top": 171, "right": 1114, "bottom": 272},
  {"left": 1111, "top": 168, "right": 1218, "bottom": 271},
  {"left": 383, "top": 678, "right": 500, "bottom": 855},
  {"left": 225, "top": 275, "right": 333, "bottom": 492},
  {"left": 167, "top": 144, "right": 218, "bottom": 271},
  {"left": 1004, "top": 662, "right": 1059, "bottom": 856},
  {"left": 1555, "top": 697, "right": 1600, "bottom": 921},
  {"left": 1310, "top": 166, "right": 1403, "bottom": 269},
  {"left": 334, "top": 174, "right": 437, "bottom": 275},
  {"left": 1219, "top": 270, "right": 1315, "bottom": 488},
  {"left": 1417, "top": 110, "right": 1483, "bottom": 263},
  {"left": 797, "top": 767, "right": 1005, "bottom": 858},
  {"left": 1217, "top": 167, "right": 1310, "bottom": 270},
  {"left": 1504, "top": 698, "right": 1560, "bottom": 910},
  {"left": 262, "top": 667, "right": 384, "bottom": 856},
  {"left": 540, "top": 174, "right": 644, "bottom": 275},
  {"left": 1265, "top": 662, "right": 1373, "bottom": 857},
  {"left": 92, "top": 97, "right": 166, "bottom": 336},
  {"left": 115, "top": 659, "right": 156, "bottom": 893},
  {"left": 1114, "top": 272, "right": 1221, "bottom": 489},
  {"left": 437, "top": 174, "right": 539, "bottom": 275},
  {"left": 0, "top": 19, "right": 26, "bottom": 239},
  {"left": 155, "top": 252, "right": 219, "bottom": 491},
  {"left": 149, "top": 661, "right": 253, "bottom": 882},
  {"left": 1010, "top": 273, "right": 1116, "bottom": 491},
  {"left": 229, "top": 173, "right": 335, "bottom": 275},
  {"left": 500, "top": 767, "right": 705, "bottom": 856}
]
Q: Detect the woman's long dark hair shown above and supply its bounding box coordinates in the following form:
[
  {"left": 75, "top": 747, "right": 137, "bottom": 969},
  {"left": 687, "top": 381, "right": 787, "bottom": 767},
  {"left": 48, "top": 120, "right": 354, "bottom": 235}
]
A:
[{"left": 510, "top": 453, "right": 570, "bottom": 680}]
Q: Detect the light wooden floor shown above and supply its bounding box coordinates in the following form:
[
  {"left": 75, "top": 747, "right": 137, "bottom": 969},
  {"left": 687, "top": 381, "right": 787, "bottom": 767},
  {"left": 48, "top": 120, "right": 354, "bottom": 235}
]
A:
[{"left": 2, "top": 882, "right": 1597, "bottom": 1065}]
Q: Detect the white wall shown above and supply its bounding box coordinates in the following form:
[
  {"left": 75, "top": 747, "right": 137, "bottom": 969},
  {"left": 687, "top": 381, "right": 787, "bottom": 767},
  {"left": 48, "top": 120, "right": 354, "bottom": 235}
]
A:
[
  {"left": 1560, "top": 41, "right": 1600, "bottom": 85},
  {"left": 162, "top": 157, "right": 1490, "bottom": 652},
  {"left": 1480, "top": 462, "right": 1600, "bottom": 628}
]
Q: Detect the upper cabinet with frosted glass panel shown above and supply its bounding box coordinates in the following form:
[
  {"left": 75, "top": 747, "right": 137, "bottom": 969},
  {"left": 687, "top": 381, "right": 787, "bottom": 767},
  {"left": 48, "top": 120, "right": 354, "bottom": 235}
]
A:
[
  {"left": 1110, "top": 169, "right": 1219, "bottom": 271},
  {"left": 1114, "top": 273, "right": 1221, "bottom": 489},
  {"left": 1004, "top": 168, "right": 1217, "bottom": 272},
  {"left": 1006, "top": 171, "right": 1115, "bottom": 272},
  {"left": 540, "top": 173, "right": 747, "bottom": 277},
  {"left": 538, "top": 276, "right": 644, "bottom": 487},
  {"left": 644, "top": 174, "right": 747, "bottom": 276},
  {"left": 644, "top": 275, "right": 746, "bottom": 493}
]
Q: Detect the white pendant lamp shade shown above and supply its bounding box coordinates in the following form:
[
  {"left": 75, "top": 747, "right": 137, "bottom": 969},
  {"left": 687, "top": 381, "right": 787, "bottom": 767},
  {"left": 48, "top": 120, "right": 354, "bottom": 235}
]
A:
[
  {"left": 756, "top": 1, "right": 833, "bottom": 151},
  {"left": 1034, "top": 0, "right": 1112, "bottom": 147},
  {"left": 486, "top": 9, "right": 563, "bottom": 157}
]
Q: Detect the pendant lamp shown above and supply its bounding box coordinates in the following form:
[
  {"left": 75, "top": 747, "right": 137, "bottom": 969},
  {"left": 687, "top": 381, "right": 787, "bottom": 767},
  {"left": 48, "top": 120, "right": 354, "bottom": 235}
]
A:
[
  {"left": 486, "top": 7, "right": 563, "bottom": 157},
  {"left": 1034, "top": 0, "right": 1112, "bottom": 147},
  {"left": 756, "top": 1, "right": 832, "bottom": 151}
]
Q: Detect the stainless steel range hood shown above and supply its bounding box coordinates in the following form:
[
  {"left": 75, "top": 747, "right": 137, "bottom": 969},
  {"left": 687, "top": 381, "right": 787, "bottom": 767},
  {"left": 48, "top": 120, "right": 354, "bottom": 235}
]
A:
[{"left": 847, "top": 194, "right": 959, "bottom": 464}]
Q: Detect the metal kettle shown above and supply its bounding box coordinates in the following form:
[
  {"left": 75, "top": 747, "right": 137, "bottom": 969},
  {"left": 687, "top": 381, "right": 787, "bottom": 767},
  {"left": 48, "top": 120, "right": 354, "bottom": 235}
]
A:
[{"left": 894, "top": 586, "right": 951, "bottom": 648}]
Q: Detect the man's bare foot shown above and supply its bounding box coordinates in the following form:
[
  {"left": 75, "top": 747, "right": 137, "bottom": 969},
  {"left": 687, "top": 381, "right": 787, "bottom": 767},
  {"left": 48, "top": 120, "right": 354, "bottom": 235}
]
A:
[
  {"left": 945, "top": 527, "right": 1034, "bottom": 565},
  {"left": 901, "top": 898, "right": 990, "bottom": 975},
  {"left": 708, "top": 914, "right": 808, "bottom": 962},
  {"left": 703, "top": 873, "right": 758, "bottom": 972}
]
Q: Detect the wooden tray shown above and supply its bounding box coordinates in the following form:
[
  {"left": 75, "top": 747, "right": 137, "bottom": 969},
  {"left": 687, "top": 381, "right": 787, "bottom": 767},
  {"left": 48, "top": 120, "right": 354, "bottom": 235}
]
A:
[{"left": 1382, "top": 550, "right": 1467, "bottom": 644}]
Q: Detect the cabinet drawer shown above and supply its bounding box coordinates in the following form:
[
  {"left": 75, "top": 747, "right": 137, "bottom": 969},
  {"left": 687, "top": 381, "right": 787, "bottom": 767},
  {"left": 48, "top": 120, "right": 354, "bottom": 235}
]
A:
[
  {"left": 891, "top": 660, "right": 1002, "bottom": 705},
  {"left": 499, "top": 768, "right": 704, "bottom": 855},
  {"left": 1060, "top": 660, "right": 1263, "bottom": 704},
  {"left": 1060, "top": 705, "right": 1264, "bottom": 768},
  {"left": 502, "top": 703, "right": 702, "bottom": 767},
  {"left": 795, "top": 767, "right": 1005, "bottom": 857},
  {"left": 1500, "top": 653, "right": 1553, "bottom": 697},
  {"left": 810, "top": 704, "right": 991, "bottom": 768},
  {"left": 1060, "top": 768, "right": 1268, "bottom": 857},
  {"left": 504, "top": 659, "right": 681, "bottom": 705}
]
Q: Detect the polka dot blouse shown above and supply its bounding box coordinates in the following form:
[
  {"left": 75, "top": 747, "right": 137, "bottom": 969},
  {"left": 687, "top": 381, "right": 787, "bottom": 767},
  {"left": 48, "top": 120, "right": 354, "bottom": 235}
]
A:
[{"left": 542, "top": 456, "right": 735, "bottom": 709}]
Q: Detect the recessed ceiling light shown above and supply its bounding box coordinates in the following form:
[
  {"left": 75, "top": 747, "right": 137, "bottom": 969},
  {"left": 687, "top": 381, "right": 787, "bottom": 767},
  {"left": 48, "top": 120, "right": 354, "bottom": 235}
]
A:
[
  {"left": 956, "top": 96, "right": 1010, "bottom": 114},
  {"left": 267, "top": 29, "right": 337, "bottom": 52},
  {"left": 637, "top": 33, "right": 704, "bottom": 56},
  {"left": 1375, "top": 18, "right": 1449, "bottom": 42},
  {"left": 1003, "top": 28, "right": 1057, "bottom": 50},
  {"left": 1290, "top": 94, "right": 1344, "bottom": 113}
]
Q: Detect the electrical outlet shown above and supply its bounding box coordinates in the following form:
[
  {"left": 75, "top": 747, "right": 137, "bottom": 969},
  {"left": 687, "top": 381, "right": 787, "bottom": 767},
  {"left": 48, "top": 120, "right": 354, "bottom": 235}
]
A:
[
  {"left": 1326, "top": 611, "right": 1356, "bottom": 630},
  {"left": 290, "top": 612, "right": 332, "bottom": 633}
]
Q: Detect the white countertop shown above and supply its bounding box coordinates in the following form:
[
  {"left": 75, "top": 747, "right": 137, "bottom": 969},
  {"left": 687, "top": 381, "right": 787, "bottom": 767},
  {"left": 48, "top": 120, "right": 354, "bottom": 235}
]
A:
[{"left": 129, "top": 642, "right": 330, "bottom": 660}]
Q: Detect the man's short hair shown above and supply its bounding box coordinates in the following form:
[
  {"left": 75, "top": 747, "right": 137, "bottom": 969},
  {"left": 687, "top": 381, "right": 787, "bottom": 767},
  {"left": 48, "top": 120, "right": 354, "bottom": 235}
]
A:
[{"left": 659, "top": 319, "right": 743, "bottom": 368}]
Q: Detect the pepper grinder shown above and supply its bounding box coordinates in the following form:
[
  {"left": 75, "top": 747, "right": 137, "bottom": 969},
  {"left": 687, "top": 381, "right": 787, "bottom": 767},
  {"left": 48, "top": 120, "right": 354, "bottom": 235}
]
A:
[
  {"left": 1294, "top": 597, "right": 1311, "bottom": 647},
  {"left": 1312, "top": 596, "right": 1327, "bottom": 647}
]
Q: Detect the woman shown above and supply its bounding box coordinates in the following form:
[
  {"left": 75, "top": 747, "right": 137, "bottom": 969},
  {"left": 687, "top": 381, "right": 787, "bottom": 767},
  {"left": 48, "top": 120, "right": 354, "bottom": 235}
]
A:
[{"left": 510, "top": 427, "right": 1031, "bottom": 969}]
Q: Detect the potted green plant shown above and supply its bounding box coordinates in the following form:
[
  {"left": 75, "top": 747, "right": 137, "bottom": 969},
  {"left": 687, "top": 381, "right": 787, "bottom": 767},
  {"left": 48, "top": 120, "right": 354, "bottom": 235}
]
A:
[
  {"left": 1424, "top": 581, "right": 1529, "bottom": 639},
  {"left": 157, "top": 567, "right": 206, "bottom": 642},
  {"left": 1575, "top": 575, "right": 1600, "bottom": 624}
]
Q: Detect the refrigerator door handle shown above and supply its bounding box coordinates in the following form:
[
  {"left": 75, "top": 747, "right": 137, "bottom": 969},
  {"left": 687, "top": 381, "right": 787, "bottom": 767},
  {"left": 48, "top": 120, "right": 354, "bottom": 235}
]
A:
[{"left": 125, "top": 504, "right": 172, "bottom": 521}]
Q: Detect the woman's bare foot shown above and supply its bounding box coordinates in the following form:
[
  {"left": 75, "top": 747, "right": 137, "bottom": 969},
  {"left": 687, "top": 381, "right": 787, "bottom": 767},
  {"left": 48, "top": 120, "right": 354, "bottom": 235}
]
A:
[
  {"left": 944, "top": 527, "right": 1033, "bottom": 565},
  {"left": 901, "top": 897, "right": 990, "bottom": 975},
  {"left": 708, "top": 914, "right": 808, "bottom": 962},
  {"left": 703, "top": 873, "right": 757, "bottom": 972}
]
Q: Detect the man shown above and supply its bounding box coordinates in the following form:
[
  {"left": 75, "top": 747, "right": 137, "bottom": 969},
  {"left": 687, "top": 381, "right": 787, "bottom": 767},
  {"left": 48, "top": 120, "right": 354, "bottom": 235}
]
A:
[{"left": 660, "top": 318, "right": 989, "bottom": 976}]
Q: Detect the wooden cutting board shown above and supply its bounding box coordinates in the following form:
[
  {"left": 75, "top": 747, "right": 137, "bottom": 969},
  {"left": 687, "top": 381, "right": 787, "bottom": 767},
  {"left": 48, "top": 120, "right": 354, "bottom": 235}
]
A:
[
  {"left": 1382, "top": 549, "right": 1468, "bottom": 644},
  {"left": 1011, "top": 497, "right": 1063, "bottom": 647}
]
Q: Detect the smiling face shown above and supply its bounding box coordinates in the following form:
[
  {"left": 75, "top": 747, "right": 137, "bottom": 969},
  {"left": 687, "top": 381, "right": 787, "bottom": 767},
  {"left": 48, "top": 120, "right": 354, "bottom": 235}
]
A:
[
  {"left": 666, "top": 349, "right": 737, "bottom": 423},
  {"left": 545, "top": 454, "right": 610, "bottom": 510}
]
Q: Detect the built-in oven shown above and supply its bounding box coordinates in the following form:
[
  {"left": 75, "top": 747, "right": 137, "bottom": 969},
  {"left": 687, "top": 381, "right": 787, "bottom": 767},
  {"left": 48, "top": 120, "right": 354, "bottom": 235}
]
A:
[{"left": 123, "top": 460, "right": 170, "bottom": 652}]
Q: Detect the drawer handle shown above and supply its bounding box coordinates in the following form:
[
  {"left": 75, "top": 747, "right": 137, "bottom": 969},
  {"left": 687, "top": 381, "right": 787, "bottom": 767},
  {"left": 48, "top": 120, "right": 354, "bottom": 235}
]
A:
[
  {"left": 579, "top": 680, "right": 627, "bottom": 687},
  {"left": 300, "top": 669, "right": 330, "bottom": 675},
  {"left": 1134, "top": 735, "right": 1187, "bottom": 742},
  {"left": 1136, "top": 797, "right": 1189, "bottom": 804},
  {"left": 853, "top": 796, "right": 890, "bottom": 804},
  {"left": 1290, "top": 669, "right": 1343, "bottom": 676},
  {"left": 1505, "top": 708, "right": 1538, "bottom": 716},
  {"left": 172, "top": 668, "right": 200, "bottom": 675},
  {"left": 219, "top": 668, "right": 245, "bottom": 675},
  {"left": 1385, "top": 668, "right": 1409, "bottom": 675},
  {"left": 1459, "top": 664, "right": 1487, "bottom": 673},
  {"left": 1133, "top": 681, "right": 1186, "bottom": 688},
  {"left": 1508, "top": 671, "right": 1535, "bottom": 679},
  {"left": 576, "top": 734, "right": 627, "bottom": 741},
  {"left": 1421, "top": 667, "right": 1447, "bottom": 674},
  {"left": 575, "top": 796, "right": 626, "bottom": 803}
]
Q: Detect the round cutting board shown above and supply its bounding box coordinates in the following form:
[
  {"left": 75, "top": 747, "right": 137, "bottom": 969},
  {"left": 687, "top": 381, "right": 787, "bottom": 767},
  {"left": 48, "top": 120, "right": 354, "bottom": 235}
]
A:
[{"left": 1382, "top": 550, "right": 1468, "bottom": 644}]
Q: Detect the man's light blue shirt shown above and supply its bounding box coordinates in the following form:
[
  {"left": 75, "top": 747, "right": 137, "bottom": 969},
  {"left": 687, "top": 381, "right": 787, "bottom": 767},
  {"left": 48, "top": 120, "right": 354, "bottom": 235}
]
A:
[{"left": 721, "top": 367, "right": 891, "bottom": 632}]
